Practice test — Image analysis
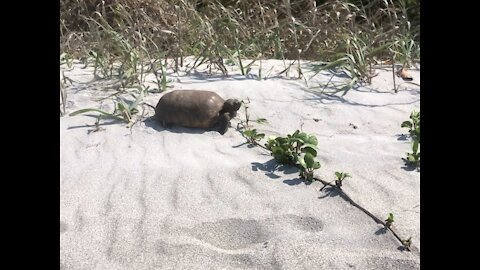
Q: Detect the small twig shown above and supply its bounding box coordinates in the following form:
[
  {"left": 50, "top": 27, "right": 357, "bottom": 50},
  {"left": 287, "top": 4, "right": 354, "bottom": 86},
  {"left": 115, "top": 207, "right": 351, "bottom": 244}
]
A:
[
  {"left": 251, "top": 140, "right": 269, "bottom": 151},
  {"left": 319, "top": 180, "right": 336, "bottom": 191},
  {"left": 314, "top": 176, "right": 415, "bottom": 252}
]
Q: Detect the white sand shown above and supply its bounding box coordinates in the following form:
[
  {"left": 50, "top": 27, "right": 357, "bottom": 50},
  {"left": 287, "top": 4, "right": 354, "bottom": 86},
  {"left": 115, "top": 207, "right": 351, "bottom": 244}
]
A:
[{"left": 60, "top": 59, "right": 420, "bottom": 269}]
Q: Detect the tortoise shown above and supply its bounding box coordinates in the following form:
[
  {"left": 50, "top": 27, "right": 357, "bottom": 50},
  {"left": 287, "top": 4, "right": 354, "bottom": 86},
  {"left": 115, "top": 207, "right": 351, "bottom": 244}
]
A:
[{"left": 153, "top": 90, "right": 241, "bottom": 135}]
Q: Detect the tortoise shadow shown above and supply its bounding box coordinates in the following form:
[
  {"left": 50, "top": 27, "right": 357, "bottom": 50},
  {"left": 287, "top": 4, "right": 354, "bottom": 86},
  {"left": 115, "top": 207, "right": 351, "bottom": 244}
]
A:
[
  {"left": 143, "top": 117, "right": 210, "bottom": 134},
  {"left": 66, "top": 116, "right": 124, "bottom": 131}
]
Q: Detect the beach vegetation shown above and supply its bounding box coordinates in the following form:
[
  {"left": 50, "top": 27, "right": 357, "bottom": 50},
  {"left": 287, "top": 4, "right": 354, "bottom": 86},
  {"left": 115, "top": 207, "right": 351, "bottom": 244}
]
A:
[
  {"left": 69, "top": 85, "right": 149, "bottom": 129},
  {"left": 401, "top": 110, "right": 420, "bottom": 167},
  {"left": 61, "top": 0, "right": 420, "bottom": 114},
  {"left": 265, "top": 130, "right": 320, "bottom": 182},
  {"left": 334, "top": 171, "right": 351, "bottom": 189},
  {"left": 319, "top": 171, "right": 351, "bottom": 191},
  {"left": 385, "top": 213, "right": 394, "bottom": 228},
  {"left": 237, "top": 99, "right": 267, "bottom": 144}
]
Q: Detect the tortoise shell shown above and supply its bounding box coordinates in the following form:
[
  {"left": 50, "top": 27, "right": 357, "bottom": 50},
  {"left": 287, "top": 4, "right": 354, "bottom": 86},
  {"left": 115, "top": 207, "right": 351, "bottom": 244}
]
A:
[{"left": 154, "top": 90, "right": 239, "bottom": 131}]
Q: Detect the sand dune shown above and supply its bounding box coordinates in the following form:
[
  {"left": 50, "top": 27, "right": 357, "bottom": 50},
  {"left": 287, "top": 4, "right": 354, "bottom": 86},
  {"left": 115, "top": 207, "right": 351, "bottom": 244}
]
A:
[{"left": 60, "top": 59, "right": 420, "bottom": 269}]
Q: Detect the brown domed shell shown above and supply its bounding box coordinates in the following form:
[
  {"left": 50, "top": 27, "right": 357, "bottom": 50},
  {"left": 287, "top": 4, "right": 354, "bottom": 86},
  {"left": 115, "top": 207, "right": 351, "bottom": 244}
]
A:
[{"left": 154, "top": 90, "right": 226, "bottom": 129}]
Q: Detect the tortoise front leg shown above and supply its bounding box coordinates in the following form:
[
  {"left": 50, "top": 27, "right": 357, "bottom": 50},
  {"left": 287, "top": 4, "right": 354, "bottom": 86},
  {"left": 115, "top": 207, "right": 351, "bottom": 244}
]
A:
[{"left": 217, "top": 113, "right": 231, "bottom": 135}]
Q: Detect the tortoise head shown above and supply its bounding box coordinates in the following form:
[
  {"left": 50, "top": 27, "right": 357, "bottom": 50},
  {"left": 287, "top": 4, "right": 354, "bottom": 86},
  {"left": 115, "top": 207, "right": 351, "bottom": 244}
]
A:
[{"left": 222, "top": 99, "right": 241, "bottom": 118}]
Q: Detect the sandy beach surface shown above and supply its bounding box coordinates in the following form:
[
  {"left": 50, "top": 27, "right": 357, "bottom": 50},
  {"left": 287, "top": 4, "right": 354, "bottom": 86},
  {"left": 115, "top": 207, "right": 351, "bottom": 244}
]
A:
[{"left": 60, "top": 59, "right": 420, "bottom": 269}]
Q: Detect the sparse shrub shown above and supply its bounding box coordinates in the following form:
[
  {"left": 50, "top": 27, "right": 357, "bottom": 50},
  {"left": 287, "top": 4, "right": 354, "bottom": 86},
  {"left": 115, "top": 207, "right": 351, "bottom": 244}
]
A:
[{"left": 265, "top": 130, "right": 320, "bottom": 181}]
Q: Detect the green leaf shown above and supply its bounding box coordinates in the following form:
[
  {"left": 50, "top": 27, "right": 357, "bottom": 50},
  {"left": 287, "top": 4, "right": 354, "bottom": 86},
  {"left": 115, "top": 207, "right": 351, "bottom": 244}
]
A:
[
  {"left": 401, "top": 121, "right": 412, "bottom": 128},
  {"left": 304, "top": 153, "right": 315, "bottom": 168},
  {"left": 275, "top": 137, "right": 288, "bottom": 144},
  {"left": 117, "top": 102, "right": 127, "bottom": 112},
  {"left": 265, "top": 140, "right": 276, "bottom": 150},
  {"left": 367, "top": 42, "right": 394, "bottom": 58},
  {"left": 302, "top": 143, "right": 318, "bottom": 150},
  {"left": 255, "top": 133, "right": 265, "bottom": 140},
  {"left": 412, "top": 140, "right": 419, "bottom": 153},
  {"left": 311, "top": 57, "right": 349, "bottom": 72},
  {"left": 335, "top": 172, "right": 341, "bottom": 179},
  {"left": 243, "top": 129, "right": 255, "bottom": 138},
  {"left": 385, "top": 213, "right": 394, "bottom": 226},
  {"left": 289, "top": 139, "right": 303, "bottom": 150},
  {"left": 272, "top": 147, "right": 285, "bottom": 156},
  {"left": 301, "top": 146, "right": 318, "bottom": 157},
  {"left": 305, "top": 135, "right": 318, "bottom": 146},
  {"left": 298, "top": 155, "right": 307, "bottom": 169},
  {"left": 295, "top": 132, "right": 308, "bottom": 142},
  {"left": 312, "top": 161, "right": 321, "bottom": 170},
  {"left": 129, "top": 89, "right": 144, "bottom": 111}
]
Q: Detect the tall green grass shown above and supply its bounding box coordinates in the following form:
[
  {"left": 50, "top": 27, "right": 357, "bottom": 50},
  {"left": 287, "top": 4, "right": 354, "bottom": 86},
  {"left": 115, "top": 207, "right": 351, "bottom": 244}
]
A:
[
  {"left": 61, "top": 0, "right": 419, "bottom": 67},
  {"left": 60, "top": 0, "right": 419, "bottom": 115}
]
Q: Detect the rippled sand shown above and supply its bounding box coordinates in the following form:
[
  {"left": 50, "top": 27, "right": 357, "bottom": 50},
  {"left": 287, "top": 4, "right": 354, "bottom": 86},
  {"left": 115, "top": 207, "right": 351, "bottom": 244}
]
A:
[{"left": 60, "top": 59, "right": 420, "bottom": 269}]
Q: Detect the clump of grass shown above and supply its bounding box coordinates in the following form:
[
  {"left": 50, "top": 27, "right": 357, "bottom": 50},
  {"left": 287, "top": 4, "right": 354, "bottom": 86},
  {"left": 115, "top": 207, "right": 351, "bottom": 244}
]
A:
[
  {"left": 61, "top": 0, "right": 419, "bottom": 82},
  {"left": 62, "top": 0, "right": 421, "bottom": 174},
  {"left": 69, "top": 86, "right": 148, "bottom": 129},
  {"left": 310, "top": 33, "right": 393, "bottom": 95}
]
